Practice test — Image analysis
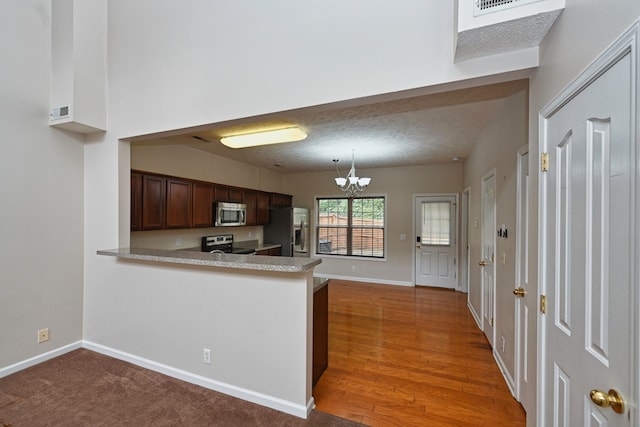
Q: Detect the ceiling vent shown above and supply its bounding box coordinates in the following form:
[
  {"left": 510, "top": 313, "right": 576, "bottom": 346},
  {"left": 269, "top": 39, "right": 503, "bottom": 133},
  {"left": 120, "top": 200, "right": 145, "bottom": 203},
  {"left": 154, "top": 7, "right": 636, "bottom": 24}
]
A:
[{"left": 475, "top": 0, "right": 542, "bottom": 16}]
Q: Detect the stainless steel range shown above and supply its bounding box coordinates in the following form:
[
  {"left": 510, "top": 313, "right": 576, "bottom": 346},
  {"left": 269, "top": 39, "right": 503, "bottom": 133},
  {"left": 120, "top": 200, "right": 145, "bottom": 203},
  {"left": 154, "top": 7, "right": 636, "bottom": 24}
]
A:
[{"left": 201, "top": 234, "right": 255, "bottom": 254}]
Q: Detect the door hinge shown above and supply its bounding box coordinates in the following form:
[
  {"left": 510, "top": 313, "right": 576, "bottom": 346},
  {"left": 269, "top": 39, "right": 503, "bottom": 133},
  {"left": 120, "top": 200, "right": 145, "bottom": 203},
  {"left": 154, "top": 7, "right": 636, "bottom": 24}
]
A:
[
  {"left": 541, "top": 152, "right": 549, "bottom": 172},
  {"left": 491, "top": 318, "right": 494, "bottom": 327},
  {"left": 540, "top": 295, "right": 547, "bottom": 314}
]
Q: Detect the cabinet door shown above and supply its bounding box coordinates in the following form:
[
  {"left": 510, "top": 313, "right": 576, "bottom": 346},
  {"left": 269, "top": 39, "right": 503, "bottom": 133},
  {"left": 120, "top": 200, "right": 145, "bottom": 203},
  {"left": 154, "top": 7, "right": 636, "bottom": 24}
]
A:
[
  {"left": 166, "top": 178, "right": 192, "bottom": 229},
  {"left": 213, "top": 185, "right": 229, "bottom": 202},
  {"left": 142, "top": 175, "right": 166, "bottom": 230},
  {"left": 131, "top": 172, "right": 143, "bottom": 231},
  {"left": 268, "top": 247, "right": 282, "bottom": 256},
  {"left": 270, "top": 192, "right": 293, "bottom": 208},
  {"left": 243, "top": 189, "right": 257, "bottom": 226},
  {"left": 256, "top": 191, "right": 270, "bottom": 225},
  {"left": 228, "top": 187, "right": 243, "bottom": 203},
  {"left": 192, "top": 182, "right": 213, "bottom": 227}
]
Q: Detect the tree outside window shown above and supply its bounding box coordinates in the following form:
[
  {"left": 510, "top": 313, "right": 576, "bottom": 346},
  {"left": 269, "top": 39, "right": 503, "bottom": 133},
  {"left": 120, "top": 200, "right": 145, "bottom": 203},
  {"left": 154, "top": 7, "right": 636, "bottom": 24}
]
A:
[{"left": 316, "top": 197, "right": 385, "bottom": 258}]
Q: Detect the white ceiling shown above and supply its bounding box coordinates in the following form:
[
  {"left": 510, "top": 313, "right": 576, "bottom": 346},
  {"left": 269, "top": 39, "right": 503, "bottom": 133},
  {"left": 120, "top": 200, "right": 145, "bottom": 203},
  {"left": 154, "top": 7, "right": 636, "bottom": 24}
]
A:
[{"left": 131, "top": 79, "right": 529, "bottom": 173}]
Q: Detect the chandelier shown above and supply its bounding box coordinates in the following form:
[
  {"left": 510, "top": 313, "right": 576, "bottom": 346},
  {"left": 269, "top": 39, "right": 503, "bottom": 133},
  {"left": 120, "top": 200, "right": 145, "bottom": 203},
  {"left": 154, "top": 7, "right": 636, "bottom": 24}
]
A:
[{"left": 333, "top": 151, "right": 371, "bottom": 197}]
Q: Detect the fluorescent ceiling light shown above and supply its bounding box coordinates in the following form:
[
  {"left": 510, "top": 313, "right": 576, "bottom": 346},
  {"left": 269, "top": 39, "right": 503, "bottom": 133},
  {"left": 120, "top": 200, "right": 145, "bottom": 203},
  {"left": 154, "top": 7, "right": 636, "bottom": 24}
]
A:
[{"left": 220, "top": 127, "right": 307, "bottom": 149}]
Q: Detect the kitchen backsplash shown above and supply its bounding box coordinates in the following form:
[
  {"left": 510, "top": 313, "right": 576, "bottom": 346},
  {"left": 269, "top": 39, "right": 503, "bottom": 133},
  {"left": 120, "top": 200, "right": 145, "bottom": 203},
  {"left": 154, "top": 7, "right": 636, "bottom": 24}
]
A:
[{"left": 131, "top": 226, "right": 264, "bottom": 250}]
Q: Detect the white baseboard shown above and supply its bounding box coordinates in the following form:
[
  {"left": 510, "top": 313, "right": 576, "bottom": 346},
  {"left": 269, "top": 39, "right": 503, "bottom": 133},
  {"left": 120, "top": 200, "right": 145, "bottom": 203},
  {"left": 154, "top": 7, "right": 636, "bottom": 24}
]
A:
[
  {"left": 314, "top": 273, "right": 413, "bottom": 287},
  {"left": 0, "top": 341, "right": 82, "bottom": 379},
  {"left": 82, "top": 341, "right": 312, "bottom": 419},
  {"left": 493, "top": 349, "right": 517, "bottom": 399},
  {"left": 467, "top": 301, "right": 482, "bottom": 329}
]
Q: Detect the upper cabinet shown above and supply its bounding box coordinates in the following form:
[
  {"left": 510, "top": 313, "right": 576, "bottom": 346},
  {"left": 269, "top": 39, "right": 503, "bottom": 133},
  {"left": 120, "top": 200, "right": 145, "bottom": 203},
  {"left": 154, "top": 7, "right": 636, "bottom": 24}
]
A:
[
  {"left": 131, "top": 170, "right": 291, "bottom": 231},
  {"left": 130, "top": 172, "right": 143, "bottom": 231},
  {"left": 270, "top": 193, "right": 293, "bottom": 208},
  {"left": 141, "top": 175, "right": 166, "bottom": 230},
  {"left": 257, "top": 191, "right": 270, "bottom": 225},
  {"left": 166, "top": 178, "right": 193, "bottom": 229},
  {"left": 243, "top": 189, "right": 258, "bottom": 226},
  {"left": 192, "top": 182, "right": 214, "bottom": 228}
]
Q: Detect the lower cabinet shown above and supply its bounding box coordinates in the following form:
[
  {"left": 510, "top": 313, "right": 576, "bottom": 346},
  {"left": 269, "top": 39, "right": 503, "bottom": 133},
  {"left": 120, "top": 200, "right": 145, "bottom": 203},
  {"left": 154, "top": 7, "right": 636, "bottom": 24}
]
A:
[
  {"left": 255, "top": 247, "right": 282, "bottom": 256},
  {"left": 313, "top": 281, "right": 329, "bottom": 386}
]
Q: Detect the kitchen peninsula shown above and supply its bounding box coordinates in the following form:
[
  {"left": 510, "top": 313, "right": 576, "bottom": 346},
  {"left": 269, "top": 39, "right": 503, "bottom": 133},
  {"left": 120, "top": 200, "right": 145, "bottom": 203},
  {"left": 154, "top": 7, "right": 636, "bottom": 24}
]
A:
[
  {"left": 98, "top": 247, "right": 319, "bottom": 272},
  {"left": 94, "top": 247, "right": 322, "bottom": 419}
]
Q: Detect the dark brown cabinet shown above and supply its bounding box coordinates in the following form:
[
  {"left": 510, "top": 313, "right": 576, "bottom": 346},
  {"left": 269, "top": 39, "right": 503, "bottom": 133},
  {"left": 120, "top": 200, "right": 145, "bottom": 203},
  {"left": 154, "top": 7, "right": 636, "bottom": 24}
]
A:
[
  {"left": 257, "top": 191, "right": 270, "bottom": 225},
  {"left": 130, "top": 172, "right": 143, "bottom": 231},
  {"left": 255, "top": 246, "right": 282, "bottom": 256},
  {"left": 213, "top": 185, "right": 228, "bottom": 202},
  {"left": 192, "top": 182, "right": 213, "bottom": 228},
  {"left": 228, "top": 187, "right": 243, "bottom": 203},
  {"left": 242, "top": 190, "right": 257, "bottom": 226},
  {"left": 166, "top": 178, "right": 193, "bottom": 229},
  {"left": 141, "top": 175, "right": 166, "bottom": 230},
  {"left": 131, "top": 170, "right": 292, "bottom": 231},
  {"left": 270, "top": 192, "right": 293, "bottom": 208},
  {"left": 313, "top": 281, "right": 329, "bottom": 386}
]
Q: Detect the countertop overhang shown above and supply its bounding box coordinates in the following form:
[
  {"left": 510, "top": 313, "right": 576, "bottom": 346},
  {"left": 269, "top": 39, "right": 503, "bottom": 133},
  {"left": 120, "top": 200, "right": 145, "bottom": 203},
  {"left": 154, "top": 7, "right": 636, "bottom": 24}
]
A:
[{"left": 97, "top": 247, "right": 321, "bottom": 273}]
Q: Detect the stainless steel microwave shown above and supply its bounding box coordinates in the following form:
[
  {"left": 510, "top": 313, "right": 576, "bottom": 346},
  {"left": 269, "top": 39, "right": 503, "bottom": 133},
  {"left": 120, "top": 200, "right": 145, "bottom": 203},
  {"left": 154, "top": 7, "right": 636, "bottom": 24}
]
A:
[{"left": 214, "top": 202, "right": 247, "bottom": 227}]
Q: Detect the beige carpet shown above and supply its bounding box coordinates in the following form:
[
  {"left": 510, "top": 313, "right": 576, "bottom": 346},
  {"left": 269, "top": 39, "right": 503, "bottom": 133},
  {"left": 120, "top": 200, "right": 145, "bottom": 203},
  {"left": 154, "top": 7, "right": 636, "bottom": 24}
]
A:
[{"left": 0, "top": 349, "right": 360, "bottom": 426}]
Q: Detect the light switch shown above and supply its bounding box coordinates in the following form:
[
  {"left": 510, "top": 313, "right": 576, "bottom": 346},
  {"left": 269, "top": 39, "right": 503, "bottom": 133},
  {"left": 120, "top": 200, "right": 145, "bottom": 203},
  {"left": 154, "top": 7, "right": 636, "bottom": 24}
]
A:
[
  {"left": 501, "top": 252, "right": 507, "bottom": 266},
  {"left": 400, "top": 234, "right": 407, "bottom": 241}
]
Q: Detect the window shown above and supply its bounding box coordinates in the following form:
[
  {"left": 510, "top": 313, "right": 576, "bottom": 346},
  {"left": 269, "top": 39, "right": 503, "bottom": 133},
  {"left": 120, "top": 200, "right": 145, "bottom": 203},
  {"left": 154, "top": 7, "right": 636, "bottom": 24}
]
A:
[
  {"left": 420, "top": 201, "right": 451, "bottom": 245},
  {"left": 316, "top": 197, "right": 385, "bottom": 258}
]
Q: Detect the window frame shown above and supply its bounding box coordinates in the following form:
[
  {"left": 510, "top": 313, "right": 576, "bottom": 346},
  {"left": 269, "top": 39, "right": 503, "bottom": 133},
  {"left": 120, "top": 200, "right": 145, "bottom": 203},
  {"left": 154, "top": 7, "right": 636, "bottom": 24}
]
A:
[{"left": 314, "top": 195, "right": 387, "bottom": 260}]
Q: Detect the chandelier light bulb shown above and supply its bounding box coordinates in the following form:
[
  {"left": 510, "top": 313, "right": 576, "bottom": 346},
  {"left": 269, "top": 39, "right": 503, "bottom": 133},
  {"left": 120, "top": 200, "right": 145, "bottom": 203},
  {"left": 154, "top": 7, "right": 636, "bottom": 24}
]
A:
[{"left": 333, "top": 150, "right": 371, "bottom": 197}]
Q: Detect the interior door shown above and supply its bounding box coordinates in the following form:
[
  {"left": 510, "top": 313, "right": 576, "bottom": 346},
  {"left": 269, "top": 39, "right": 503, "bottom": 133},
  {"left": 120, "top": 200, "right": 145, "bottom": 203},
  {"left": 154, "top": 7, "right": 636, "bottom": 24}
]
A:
[
  {"left": 415, "top": 195, "right": 457, "bottom": 288},
  {"left": 515, "top": 147, "right": 531, "bottom": 408},
  {"left": 480, "top": 171, "right": 496, "bottom": 347},
  {"left": 539, "top": 28, "right": 636, "bottom": 426}
]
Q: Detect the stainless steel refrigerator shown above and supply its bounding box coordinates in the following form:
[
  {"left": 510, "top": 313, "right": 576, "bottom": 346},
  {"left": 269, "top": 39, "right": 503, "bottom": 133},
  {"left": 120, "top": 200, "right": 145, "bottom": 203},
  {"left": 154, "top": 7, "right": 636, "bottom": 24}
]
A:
[{"left": 263, "top": 207, "right": 310, "bottom": 257}]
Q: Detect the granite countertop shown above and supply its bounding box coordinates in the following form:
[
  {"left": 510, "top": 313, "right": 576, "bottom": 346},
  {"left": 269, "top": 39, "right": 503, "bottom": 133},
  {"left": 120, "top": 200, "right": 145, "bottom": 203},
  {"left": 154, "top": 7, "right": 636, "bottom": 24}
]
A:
[
  {"left": 313, "top": 277, "right": 329, "bottom": 292},
  {"left": 97, "top": 247, "right": 321, "bottom": 273}
]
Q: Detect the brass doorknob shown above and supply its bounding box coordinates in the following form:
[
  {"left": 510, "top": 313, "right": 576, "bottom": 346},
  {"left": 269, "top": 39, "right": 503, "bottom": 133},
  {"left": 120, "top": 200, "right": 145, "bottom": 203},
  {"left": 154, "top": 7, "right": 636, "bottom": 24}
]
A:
[
  {"left": 513, "top": 287, "right": 526, "bottom": 297},
  {"left": 589, "top": 389, "right": 625, "bottom": 414},
  {"left": 478, "top": 261, "right": 487, "bottom": 266}
]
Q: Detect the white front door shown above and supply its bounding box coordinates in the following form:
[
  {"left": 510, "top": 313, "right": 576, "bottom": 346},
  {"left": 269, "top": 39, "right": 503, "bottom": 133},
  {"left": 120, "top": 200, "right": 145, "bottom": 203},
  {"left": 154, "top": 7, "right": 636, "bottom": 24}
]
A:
[
  {"left": 481, "top": 171, "right": 496, "bottom": 346},
  {"left": 539, "top": 25, "right": 637, "bottom": 426},
  {"left": 515, "top": 147, "right": 532, "bottom": 409},
  {"left": 415, "top": 195, "right": 457, "bottom": 288}
]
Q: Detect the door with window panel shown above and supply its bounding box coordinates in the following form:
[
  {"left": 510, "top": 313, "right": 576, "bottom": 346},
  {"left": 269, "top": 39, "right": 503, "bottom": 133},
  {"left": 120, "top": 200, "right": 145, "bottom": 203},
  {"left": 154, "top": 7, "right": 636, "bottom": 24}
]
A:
[{"left": 415, "top": 195, "right": 458, "bottom": 288}]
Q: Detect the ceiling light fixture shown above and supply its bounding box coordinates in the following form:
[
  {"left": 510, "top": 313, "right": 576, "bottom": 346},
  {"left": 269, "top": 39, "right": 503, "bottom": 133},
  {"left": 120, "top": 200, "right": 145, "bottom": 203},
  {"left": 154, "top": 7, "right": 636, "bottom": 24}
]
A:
[
  {"left": 220, "top": 127, "right": 307, "bottom": 149},
  {"left": 333, "top": 150, "right": 371, "bottom": 197}
]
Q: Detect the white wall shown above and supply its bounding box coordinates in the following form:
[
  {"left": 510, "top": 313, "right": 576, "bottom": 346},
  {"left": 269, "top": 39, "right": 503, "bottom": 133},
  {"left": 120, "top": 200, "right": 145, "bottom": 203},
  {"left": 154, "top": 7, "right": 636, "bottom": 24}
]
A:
[
  {"left": 526, "top": 2, "right": 640, "bottom": 425},
  {"left": 284, "top": 163, "right": 464, "bottom": 285},
  {"left": 9, "top": 0, "right": 639, "bottom": 422},
  {"left": 463, "top": 87, "right": 529, "bottom": 395},
  {"left": 84, "top": 0, "right": 531, "bottom": 412},
  {"left": 0, "top": 1, "right": 85, "bottom": 371}
]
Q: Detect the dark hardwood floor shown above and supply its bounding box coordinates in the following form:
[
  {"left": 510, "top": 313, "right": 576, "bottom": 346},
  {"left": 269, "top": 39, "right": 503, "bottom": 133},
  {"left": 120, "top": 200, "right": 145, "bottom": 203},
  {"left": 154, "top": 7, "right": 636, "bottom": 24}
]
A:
[{"left": 312, "top": 280, "right": 526, "bottom": 426}]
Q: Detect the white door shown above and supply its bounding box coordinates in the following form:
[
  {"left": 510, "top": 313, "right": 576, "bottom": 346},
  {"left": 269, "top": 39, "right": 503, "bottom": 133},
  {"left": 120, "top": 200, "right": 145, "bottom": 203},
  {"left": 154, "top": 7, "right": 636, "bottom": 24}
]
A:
[
  {"left": 539, "top": 25, "right": 637, "bottom": 426},
  {"left": 515, "top": 147, "right": 532, "bottom": 409},
  {"left": 415, "top": 195, "right": 457, "bottom": 288},
  {"left": 480, "top": 172, "right": 496, "bottom": 346}
]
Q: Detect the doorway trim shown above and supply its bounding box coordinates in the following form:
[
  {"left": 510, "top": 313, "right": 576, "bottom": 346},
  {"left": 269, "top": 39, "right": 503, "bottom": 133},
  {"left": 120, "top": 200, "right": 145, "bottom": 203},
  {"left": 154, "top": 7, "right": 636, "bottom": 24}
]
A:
[{"left": 460, "top": 187, "right": 471, "bottom": 294}]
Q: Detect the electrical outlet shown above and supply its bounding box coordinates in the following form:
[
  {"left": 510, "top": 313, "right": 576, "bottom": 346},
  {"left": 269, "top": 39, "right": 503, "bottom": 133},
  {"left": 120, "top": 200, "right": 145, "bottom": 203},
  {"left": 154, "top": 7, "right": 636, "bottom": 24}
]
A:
[
  {"left": 203, "top": 348, "right": 211, "bottom": 364},
  {"left": 351, "top": 266, "right": 356, "bottom": 272},
  {"left": 38, "top": 328, "right": 49, "bottom": 343},
  {"left": 175, "top": 238, "right": 182, "bottom": 246}
]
